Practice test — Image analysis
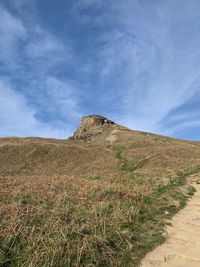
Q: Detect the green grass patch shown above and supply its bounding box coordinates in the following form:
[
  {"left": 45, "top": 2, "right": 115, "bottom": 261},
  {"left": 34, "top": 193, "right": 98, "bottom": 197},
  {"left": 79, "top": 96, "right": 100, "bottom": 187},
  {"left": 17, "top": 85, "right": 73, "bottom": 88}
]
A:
[
  {"left": 88, "top": 175, "right": 103, "bottom": 180},
  {"left": 115, "top": 148, "right": 161, "bottom": 173}
]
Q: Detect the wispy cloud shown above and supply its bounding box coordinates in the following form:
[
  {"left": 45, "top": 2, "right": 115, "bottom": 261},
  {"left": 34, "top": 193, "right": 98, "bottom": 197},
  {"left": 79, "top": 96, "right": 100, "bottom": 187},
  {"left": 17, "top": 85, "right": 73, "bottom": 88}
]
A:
[
  {"left": 0, "top": 78, "right": 68, "bottom": 137},
  {"left": 24, "top": 25, "right": 64, "bottom": 59},
  {"left": 10, "top": 0, "right": 36, "bottom": 10},
  {"left": 27, "top": 76, "right": 82, "bottom": 125},
  {"left": 0, "top": 2, "right": 81, "bottom": 137},
  {"left": 1, "top": 0, "right": 200, "bottom": 139},
  {"left": 0, "top": 6, "right": 26, "bottom": 69},
  {"left": 72, "top": 0, "right": 200, "bottom": 136}
]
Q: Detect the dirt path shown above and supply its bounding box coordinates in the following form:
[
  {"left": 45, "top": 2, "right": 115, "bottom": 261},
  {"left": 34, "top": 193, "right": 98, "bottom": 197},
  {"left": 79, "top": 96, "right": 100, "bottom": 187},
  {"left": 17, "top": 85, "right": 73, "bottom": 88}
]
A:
[
  {"left": 140, "top": 176, "right": 200, "bottom": 267},
  {"left": 106, "top": 129, "right": 119, "bottom": 145}
]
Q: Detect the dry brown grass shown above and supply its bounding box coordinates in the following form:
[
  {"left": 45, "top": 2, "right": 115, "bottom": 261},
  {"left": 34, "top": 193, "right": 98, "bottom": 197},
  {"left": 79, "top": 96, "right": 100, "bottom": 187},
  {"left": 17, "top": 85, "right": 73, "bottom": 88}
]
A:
[{"left": 1, "top": 126, "right": 200, "bottom": 266}]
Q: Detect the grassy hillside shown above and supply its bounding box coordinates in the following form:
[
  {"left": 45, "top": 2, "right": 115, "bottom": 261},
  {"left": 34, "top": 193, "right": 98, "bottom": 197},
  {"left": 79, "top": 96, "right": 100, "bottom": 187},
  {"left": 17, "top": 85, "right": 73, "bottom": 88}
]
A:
[{"left": 1, "top": 116, "right": 200, "bottom": 266}]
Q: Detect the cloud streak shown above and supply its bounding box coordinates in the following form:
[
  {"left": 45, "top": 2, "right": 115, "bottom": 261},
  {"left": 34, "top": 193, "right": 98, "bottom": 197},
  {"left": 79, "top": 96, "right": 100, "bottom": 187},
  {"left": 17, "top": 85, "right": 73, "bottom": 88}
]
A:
[
  {"left": 0, "top": 78, "right": 68, "bottom": 137},
  {"left": 0, "top": 2, "right": 81, "bottom": 137},
  {"left": 1, "top": 0, "right": 200, "bottom": 139},
  {"left": 79, "top": 0, "right": 200, "bottom": 137},
  {"left": 0, "top": 5, "right": 26, "bottom": 69}
]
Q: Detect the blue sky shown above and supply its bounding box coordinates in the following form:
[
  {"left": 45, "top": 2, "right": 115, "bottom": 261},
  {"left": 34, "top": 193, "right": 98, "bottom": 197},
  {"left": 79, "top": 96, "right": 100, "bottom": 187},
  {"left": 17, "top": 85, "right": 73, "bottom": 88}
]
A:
[{"left": 1, "top": 0, "right": 200, "bottom": 140}]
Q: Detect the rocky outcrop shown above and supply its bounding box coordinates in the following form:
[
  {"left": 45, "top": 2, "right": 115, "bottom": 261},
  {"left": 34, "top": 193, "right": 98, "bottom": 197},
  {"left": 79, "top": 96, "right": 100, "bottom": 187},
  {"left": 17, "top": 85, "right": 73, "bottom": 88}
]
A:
[{"left": 70, "top": 115, "right": 115, "bottom": 140}]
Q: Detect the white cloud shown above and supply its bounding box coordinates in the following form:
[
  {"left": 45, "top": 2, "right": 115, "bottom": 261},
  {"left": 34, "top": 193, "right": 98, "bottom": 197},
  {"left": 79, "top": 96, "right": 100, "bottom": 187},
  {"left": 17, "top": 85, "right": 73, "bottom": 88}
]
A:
[
  {"left": 45, "top": 77, "right": 81, "bottom": 117},
  {"left": 0, "top": 4, "right": 81, "bottom": 137},
  {"left": 165, "top": 120, "right": 200, "bottom": 137},
  {"left": 28, "top": 76, "right": 82, "bottom": 122},
  {"left": 1, "top": 1, "right": 200, "bottom": 139},
  {"left": 85, "top": 1, "right": 200, "bottom": 134},
  {"left": 0, "top": 5, "right": 69, "bottom": 72},
  {"left": 0, "top": 78, "right": 69, "bottom": 138},
  {"left": 24, "top": 25, "right": 64, "bottom": 59},
  {"left": 10, "top": 0, "right": 37, "bottom": 12},
  {"left": 0, "top": 6, "right": 27, "bottom": 67}
]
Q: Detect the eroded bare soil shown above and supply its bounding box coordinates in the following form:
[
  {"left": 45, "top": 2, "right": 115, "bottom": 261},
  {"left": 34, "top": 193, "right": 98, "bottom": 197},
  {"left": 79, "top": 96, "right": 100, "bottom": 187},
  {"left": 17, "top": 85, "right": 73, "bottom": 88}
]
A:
[{"left": 141, "top": 176, "right": 200, "bottom": 267}]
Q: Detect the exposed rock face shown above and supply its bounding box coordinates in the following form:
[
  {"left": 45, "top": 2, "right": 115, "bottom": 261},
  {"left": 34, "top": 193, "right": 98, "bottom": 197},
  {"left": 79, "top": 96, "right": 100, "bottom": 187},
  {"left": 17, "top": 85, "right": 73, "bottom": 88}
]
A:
[{"left": 71, "top": 115, "right": 115, "bottom": 140}]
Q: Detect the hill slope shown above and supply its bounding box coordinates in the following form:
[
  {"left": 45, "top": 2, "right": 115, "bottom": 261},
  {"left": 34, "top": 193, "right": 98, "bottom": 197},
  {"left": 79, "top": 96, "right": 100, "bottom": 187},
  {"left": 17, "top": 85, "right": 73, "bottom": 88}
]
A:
[{"left": 1, "top": 115, "right": 200, "bottom": 266}]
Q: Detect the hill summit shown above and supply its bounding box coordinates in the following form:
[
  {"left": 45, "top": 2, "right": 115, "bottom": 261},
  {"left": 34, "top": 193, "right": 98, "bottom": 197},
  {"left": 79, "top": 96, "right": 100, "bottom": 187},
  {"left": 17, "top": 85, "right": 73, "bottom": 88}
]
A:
[{"left": 71, "top": 114, "right": 115, "bottom": 140}]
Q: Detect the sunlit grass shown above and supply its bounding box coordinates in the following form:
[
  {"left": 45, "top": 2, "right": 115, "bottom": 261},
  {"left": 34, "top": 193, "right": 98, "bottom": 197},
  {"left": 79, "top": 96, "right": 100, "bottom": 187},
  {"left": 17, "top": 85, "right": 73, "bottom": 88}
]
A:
[{"left": 1, "top": 129, "right": 200, "bottom": 266}]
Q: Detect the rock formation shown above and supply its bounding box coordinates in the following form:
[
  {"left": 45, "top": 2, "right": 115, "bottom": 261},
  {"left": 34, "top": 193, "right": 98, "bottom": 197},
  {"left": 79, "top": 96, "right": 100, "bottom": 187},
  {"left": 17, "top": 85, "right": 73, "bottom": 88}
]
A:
[{"left": 70, "top": 114, "right": 115, "bottom": 140}]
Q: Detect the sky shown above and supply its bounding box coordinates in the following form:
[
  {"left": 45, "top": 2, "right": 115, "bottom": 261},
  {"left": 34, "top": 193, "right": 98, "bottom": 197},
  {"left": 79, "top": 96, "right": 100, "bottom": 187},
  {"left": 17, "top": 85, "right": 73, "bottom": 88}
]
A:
[{"left": 1, "top": 0, "right": 200, "bottom": 140}]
